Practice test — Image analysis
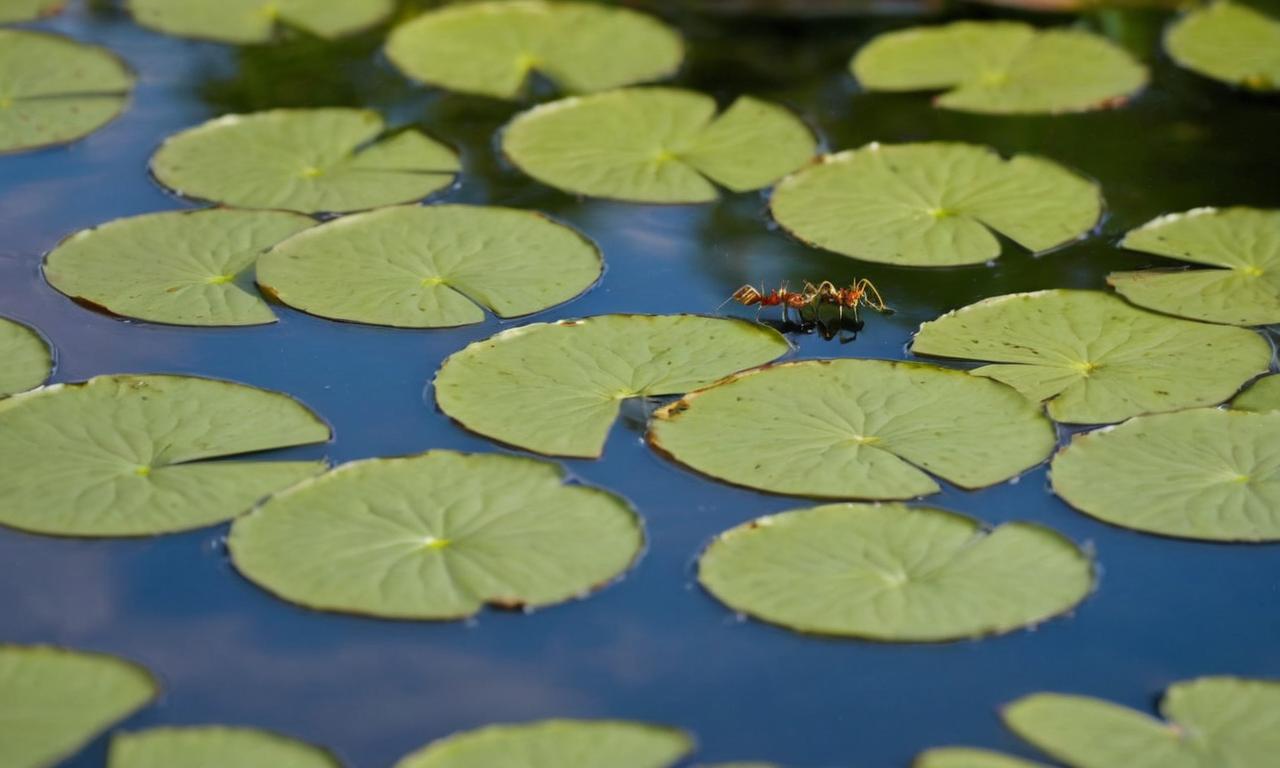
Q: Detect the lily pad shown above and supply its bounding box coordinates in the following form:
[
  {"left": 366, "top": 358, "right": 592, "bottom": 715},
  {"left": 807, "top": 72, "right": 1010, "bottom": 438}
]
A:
[
  {"left": 256, "top": 205, "right": 601, "bottom": 328},
  {"left": 0, "top": 30, "right": 134, "bottom": 154},
  {"left": 0, "top": 646, "right": 158, "bottom": 768},
  {"left": 229, "top": 451, "right": 643, "bottom": 619},
  {"left": 434, "top": 315, "right": 790, "bottom": 458},
  {"left": 393, "top": 720, "right": 693, "bottom": 768},
  {"left": 770, "top": 143, "right": 1101, "bottom": 266},
  {"left": 0, "top": 317, "right": 51, "bottom": 396},
  {"left": 151, "top": 109, "right": 459, "bottom": 214},
  {"left": 1112, "top": 207, "right": 1280, "bottom": 326},
  {"left": 109, "top": 727, "right": 340, "bottom": 768},
  {"left": 128, "top": 0, "right": 394, "bottom": 44},
  {"left": 1051, "top": 408, "right": 1280, "bottom": 541},
  {"left": 0, "top": 374, "right": 329, "bottom": 537},
  {"left": 1004, "top": 677, "right": 1280, "bottom": 767},
  {"left": 915, "top": 748, "right": 1048, "bottom": 768},
  {"left": 853, "top": 22, "right": 1146, "bottom": 114},
  {"left": 386, "top": 1, "right": 683, "bottom": 99},
  {"left": 911, "top": 290, "right": 1270, "bottom": 424},
  {"left": 1166, "top": 2, "right": 1280, "bottom": 90},
  {"left": 502, "top": 88, "right": 816, "bottom": 203},
  {"left": 649, "top": 359, "right": 1055, "bottom": 499},
  {"left": 0, "top": 0, "right": 62, "bottom": 23},
  {"left": 45, "top": 209, "right": 316, "bottom": 327},
  {"left": 1234, "top": 375, "right": 1280, "bottom": 412}
]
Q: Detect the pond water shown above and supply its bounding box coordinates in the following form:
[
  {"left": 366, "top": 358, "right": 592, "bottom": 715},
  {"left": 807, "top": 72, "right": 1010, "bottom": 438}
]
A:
[{"left": 2, "top": 2, "right": 1279, "bottom": 766}]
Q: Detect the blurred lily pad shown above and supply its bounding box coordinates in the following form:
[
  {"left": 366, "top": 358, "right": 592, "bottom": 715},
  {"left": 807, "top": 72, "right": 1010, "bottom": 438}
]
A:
[
  {"left": 699, "top": 503, "right": 1093, "bottom": 641},
  {"left": 0, "top": 317, "right": 51, "bottom": 396},
  {"left": 394, "top": 720, "right": 693, "bottom": 768},
  {"left": 45, "top": 209, "right": 316, "bottom": 327},
  {"left": 434, "top": 315, "right": 790, "bottom": 458},
  {"left": 770, "top": 143, "right": 1101, "bottom": 266},
  {"left": 128, "top": 0, "right": 393, "bottom": 44},
  {"left": 0, "top": 374, "right": 329, "bottom": 537},
  {"left": 230, "top": 451, "right": 643, "bottom": 619},
  {"left": 0, "top": 0, "right": 62, "bottom": 23},
  {"left": 257, "top": 205, "right": 600, "bottom": 328},
  {"left": 853, "top": 22, "right": 1146, "bottom": 114},
  {"left": 151, "top": 109, "right": 459, "bottom": 213},
  {"left": 502, "top": 88, "right": 816, "bottom": 203},
  {"left": 386, "top": 1, "right": 683, "bottom": 99},
  {"left": 912, "top": 290, "right": 1270, "bottom": 424},
  {"left": 1051, "top": 408, "right": 1280, "bottom": 541},
  {"left": 110, "top": 726, "right": 340, "bottom": 768},
  {"left": 0, "top": 30, "right": 134, "bottom": 153},
  {"left": 0, "top": 646, "right": 158, "bottom": 768},
  {"left": 1166, "top": 2, "right": 1280, "bottom": 90},
  {"left": 915, "top": 748, "right": 1048, "bottom": 768},
  {"left": 649, "top": 359, "right": 1055, "bottom": 499},
  {"left": 1112, "top": 207, "right": 1280, "bottom": 326},
  {"left": 1234, "top": 374, "right": 1280, "bottom": 412}
]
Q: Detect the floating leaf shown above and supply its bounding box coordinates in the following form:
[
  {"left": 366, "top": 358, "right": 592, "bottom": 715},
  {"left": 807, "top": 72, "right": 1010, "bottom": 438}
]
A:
[
  {"left": 1166, "top": 2, "right": 1280, "bottom": 90},
  {"left": 0, "top": 30, "right": 134, "bottom": 154},
  {"left": 770, "top": 143, "right": 1101, "bottom": 266},
  {"left": 912, "top": 290, "right": 1269, "bottom": 424},
  {"left": 386, "top": 1, "right": 683, "bottom": 99},
  {"left": 853, "top": 22, "right": 1146, "bottom": 114},
  {"left": 434, "top": 315, "right": 790, "bottom": 458},
  {"left": 0, "top": 646, "right": 158, "bottom": 768},
  {"left": 45, "top": 209, "right": 316, "bottom": 327},
  {"left": 1112, "top": 207, "right": 1280, "bottom": 326},
  {"left": 698, "top": 503, "right": 1093, "bottom": 641},
  {"left": 394, "top": 720, "right": 693, "bottom": 768},
  {"left": 128, "top": 0, "right": 393, "bottom": 44},
  {"left": 502, "top": 88, "right": 816, "bottom": 203},
  {"left": 1051, "top": 408, "right": 1280, "bottom": 541},
  {"left": 915, "top": 748, "right": 1048, "bottom": 768},
  {"left": 0, "top": 374, "right": 329, "bottom": 537},
  {"left": 0, "top": 0, "right": 62, "bottom": 23},
  {"left": 257, "top": 205, "right": 600, "bottom": 328},
  {"left": 650, "top": 359, "right": 1055, "bottom": 499},
  {"left": 1234, "top": 374, "right": 1280, "bottom": 412},
  {"left": 0, "top": 318, "right": 51, "bottom": 396},
  {"left": 109, "top": 726, "right": 340, "bottom": 768},
  {"left": 230, "top": 451, "right": 643, "bottom": 619},
  {"left": 151, "top": 109, "right": 459, "bottom": 214}
]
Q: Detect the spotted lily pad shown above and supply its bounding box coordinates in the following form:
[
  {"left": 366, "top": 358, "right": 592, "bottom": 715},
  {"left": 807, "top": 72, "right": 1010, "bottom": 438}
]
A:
[
  {"left": 45, "top": 209, "right": 316, "bottom": 327},
  {"left": 0, "top": 646, "right": 158, "bottom": 768},
  {"left": 699, "top": 503, "right": 1092, "bottom": 641},
  {"left": 1234, "top": 375, "right": 1280, "bottom": 412},
  {"left": 386, "top": 1, "right": 683, "bottom": 99},
  {"left": 1166, "top": 2, "right": 1280, "bottom": 90},
  {"left": 0, "top": 318, "right": 51, "bottom": 396},
  {"left": 0, "top": 30, "right": 134, "bottom": 154},
  {"left": 1051, "top": 408, "right": 1280, "bottom": 541},
  {"left": 394, "top": 720, "right": 693, "bottom": 768},
  {"left": 151, "top": 109, "right": 459, "bottom": 214},
  {"left": 0, "top": 374, "right": 329, "bottom": 537},
  {"left": 502, "top": 88, "right": 816, "bottom": 203},
  {"left": 1111, "top": 207, "right": 1280, "bottom": 326},
  {"left": 128, "top": 0, "right": 393, "bottom": 44},
  {"left": 650, "top": 359, "right": 1055, "bottom": 499},
  {"left": 770, "top": 143, "right": 1101, "bottom": 266},
  {"left": 915, "top": 748, "right": 1048, "bottom": 768},
  {"left": 435, "top": 315, "right": 790, "bottom": 458},
  {"left": 0, "top": 0, "right": 62, "bottom": 23},
  {"left": 256, "top": 205, "right": 600, "bottom": 328},
  {"left": 109, "top": 727, "right": 340, "bottom": 768},
  {"left": 853, "top": 22, "right": 1146, "bottom": 114},
  {"left": 912, "top": 290, "right": 1270, "bottom": 424}
]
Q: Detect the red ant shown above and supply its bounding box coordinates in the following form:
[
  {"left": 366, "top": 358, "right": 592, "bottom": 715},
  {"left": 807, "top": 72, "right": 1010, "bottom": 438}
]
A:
[
  {"left": 805, "top": 279, "right": 890, "bottom": 324},
  {"left": 722, "top": 283, "right": 813, "bottom": 324}
]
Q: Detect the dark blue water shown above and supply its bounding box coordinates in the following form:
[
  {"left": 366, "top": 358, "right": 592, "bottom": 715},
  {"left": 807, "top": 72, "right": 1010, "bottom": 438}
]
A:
[{"left": 2, "top": 3, "right": 1279, "bottom": 766}]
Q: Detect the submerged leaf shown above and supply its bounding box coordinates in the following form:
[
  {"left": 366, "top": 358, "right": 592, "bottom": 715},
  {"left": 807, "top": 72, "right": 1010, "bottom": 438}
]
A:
[
  {"left": 0, "top": 0, "right": 62, "bottom": 23},
  {"left": 0, "top": 317, "right": 51, "bottom": 396},
  {"left": 128, "top": 0, "right": 393, "bottom": 44},
  {"left": 394, "top": 720, "right": 693, "bottom": 768},
  {"left": 1166, "top": 2, "right": 1280, "bottom": 90},
  {"left": 915, "top": 748, "right": 1049, "bottom": 768},
  {"left": 1233, "top": 374, "right": 1280, "bottom": 412},
  {"left": 109, "top": 726, "right": 340, "bottom": 768}
]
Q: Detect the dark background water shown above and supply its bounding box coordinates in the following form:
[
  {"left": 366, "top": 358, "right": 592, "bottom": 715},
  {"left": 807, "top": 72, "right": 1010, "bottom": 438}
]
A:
[{"left": 2, "top": 1, "right": 1279, "bottom": 766}]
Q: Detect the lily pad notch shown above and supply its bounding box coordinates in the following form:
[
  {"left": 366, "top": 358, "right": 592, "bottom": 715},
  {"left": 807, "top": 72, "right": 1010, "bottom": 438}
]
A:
[{"left": 128, "top": 0, "right": 396, "bottom": 44}]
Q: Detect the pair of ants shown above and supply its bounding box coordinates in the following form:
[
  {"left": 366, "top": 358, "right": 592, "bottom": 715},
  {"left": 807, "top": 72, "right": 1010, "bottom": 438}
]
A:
[{"left": 723, "top": 279, "right": 890, "bottom": 341}]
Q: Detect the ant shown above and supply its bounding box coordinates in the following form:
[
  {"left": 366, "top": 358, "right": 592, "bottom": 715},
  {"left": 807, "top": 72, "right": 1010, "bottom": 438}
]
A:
[
  {"left": 804, "top": 279, "right": 890, "bottom": 325},
  {"left": 721, "top": 283, "right": 814, "bottom": 325}
]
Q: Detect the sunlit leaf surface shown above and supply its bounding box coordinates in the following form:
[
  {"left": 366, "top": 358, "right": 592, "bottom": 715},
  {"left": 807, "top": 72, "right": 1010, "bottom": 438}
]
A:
[{"left": 1233, "top": 374, "right": 1280, "bottom": 413}]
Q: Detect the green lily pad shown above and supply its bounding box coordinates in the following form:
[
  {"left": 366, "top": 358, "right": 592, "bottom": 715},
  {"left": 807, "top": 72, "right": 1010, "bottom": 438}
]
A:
[
  {"left": 915, "top": 748, "right": 1048, "bottom": 768},
  {"left": 0, "top": 30, "right": 135, "bottom": 154},
  {"left": 1112, "top": 207, "right": 1280, "bottom": 326},
  {"left": 649, "top": 359, "right": 1055, "bottom": 499},
  {"left": 386, "top": 1, "right": 683, "bottom": 99},
  {"left": 394, "top": 720, "right": 693, "bottom": 768},
  {"left": 109, "top": 727, "right": 340, "bottom": 768},
  {"left": 0, "top": 0, "right": 62, "bottom": 23},
  {"left": 230, "top": 451, "right": 643, "bottom": 619},
  {"left": 0, "top": 374, "right": 329, "bottom": 537},
  {"left": 0, "top": 317, "right": 51, "bottom": 396},
  {"left": 502, "top": 88, "right": 816, "bottom": 203},
  {"left": 434, "top": 315, "right": 790, "bottom": 458},
  {"left": 853, "top": 22, "right": 1146, "bottom": 114},
  {"left": 1166, "top": 2, "right": 1280, "bottom": 90},
  {"left": 151, "top": 109, "right": 459, "bottom": 214},
  {"left": 128, "top": 0, "right": 393, "bottom": 44},
  {"left": 912, "top": 290, "right": 1270, "bottom": 424},
  {"left": 1004, "top": 677, "right": 1280, "bottom": 767},
  {"left": 770, "top": 143, "right": 1101, "bottom": 266},
  {"left": 45, "top": 209, "right": 316, "bottom": 327},
  {"left": 1051, "top": 408, "right": 1280, "bottom": 541},
  {"left": 0, "top": 646, "right": 158, "bottom": 768},
  {"left": 698, "top": 503, "right": 1093, "bottom": 641},
  {"left": 1234, "top": 375, "right": 1280, "bottom": 412},
  {"left": 256, "top": 205, "right": 601, "bottom": 328}
]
